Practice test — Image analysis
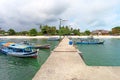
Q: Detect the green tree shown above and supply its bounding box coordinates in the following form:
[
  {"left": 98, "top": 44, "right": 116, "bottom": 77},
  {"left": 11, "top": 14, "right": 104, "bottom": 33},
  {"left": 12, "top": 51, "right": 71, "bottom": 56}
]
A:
[
  {"left": 84, "top": 30, "right": 91, "bottom": 35},
  {"left": 72, "top": 29, "right": 80, "bottom": 35},
  {"left": 65, "top": 26, "right": 71, "bottom": 35},
  {"left": 0, "top": 30, "right": 5, "bottom": 35},
  {"left": 58, "top": 26, "right": 71, "bottom": 35},
  {"left": 50, "top": 26, "right": 56, "bottom": 35},
  {"left": 29, "top": 28, "right": 37, "bottom": 36},
  {"left": 41, "top": 25, "right": 49, "bottom": 35},
  {"left": 112, "top": 26, "right": 120, "bottom": 35},
  {"left": 39, "top": 24, "right": 81, "bottom": 35},
  {"left": 40, "top": 25, "right": 57, "bottom": 35},
  {"left": 8, "top": 29, "right": 16, "bottom": 35},
  {"left": 21, "top": 31, "right": 28, "bottom": 35}
]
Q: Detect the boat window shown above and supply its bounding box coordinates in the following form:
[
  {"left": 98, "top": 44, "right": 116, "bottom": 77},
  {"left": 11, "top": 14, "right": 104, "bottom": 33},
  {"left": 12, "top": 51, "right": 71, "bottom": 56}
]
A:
[
  {"left": 11, "top": 44, "right": 15, "bottom": 46},
  {"left": 14, "top": 49, "right": 23, "bottom": 52},
  {"left": 8, "top": 47, "right": 13, "bottom": 50},
  {"left": 24, "top": 47, "right": 31, "bottom": 52}
]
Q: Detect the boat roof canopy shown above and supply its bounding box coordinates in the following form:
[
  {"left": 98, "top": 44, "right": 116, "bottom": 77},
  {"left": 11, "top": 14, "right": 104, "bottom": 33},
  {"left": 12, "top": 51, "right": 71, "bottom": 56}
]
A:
[{"left": 2, "top": 42, "right": 31, "bottom": 49}]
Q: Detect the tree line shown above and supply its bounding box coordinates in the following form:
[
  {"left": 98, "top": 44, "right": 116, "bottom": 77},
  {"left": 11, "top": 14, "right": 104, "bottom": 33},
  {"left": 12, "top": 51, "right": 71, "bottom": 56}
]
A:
[
  {"left": 0, "top": 25, "right": 120, "bottom": 36},
  {"left": 0, "top": 25, "right": 80, "bottom": 36}
]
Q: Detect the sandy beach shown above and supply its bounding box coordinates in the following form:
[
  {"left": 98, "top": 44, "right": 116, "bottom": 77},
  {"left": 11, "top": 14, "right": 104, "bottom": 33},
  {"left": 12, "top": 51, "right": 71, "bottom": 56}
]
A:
[
  {"left": 0, "top": 35, "right": 120, "bottom": 39},
  {"left": 0, "top": 36, "right": 60, "bottom": 39}
]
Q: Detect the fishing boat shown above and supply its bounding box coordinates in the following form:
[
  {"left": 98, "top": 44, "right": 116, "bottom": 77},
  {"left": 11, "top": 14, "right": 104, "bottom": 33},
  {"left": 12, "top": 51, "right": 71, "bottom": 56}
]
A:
[
  {"left": 48, "top": 37, "right": 60, "bottom": 41},
  {"left": 33, "top": 44, "right": 50, "bottom": 49},
  {"left": 0, "top": 42, "right": 38, "bottom": 58},
  {"left": 22, "top": 41, "right": 50, "bottom": 49},
  {"left": 76, "top": 37, "right": 104, "bottom": 44}
]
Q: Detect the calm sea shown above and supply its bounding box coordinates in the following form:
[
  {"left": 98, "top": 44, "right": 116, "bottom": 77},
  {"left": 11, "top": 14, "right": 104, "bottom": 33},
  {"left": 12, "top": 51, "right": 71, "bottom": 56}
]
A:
[
  {"left": 0, "top": 38, "right": 59, "bottom": 80},
  {"left": 1, "top": 38, "right": 120, "bottom": 80},
  {"left": 76, "top": 38, "right": 120, "bottom": 66}
]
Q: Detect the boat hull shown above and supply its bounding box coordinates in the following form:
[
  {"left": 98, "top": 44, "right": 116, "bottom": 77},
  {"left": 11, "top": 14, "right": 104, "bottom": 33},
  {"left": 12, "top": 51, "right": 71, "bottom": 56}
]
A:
[
  {"left": 48, "top": 37, "right": 60, "bottom": 41},
  {"left": 33, "top": 44, "right": 50, "bottom": 49},
  {"left": 76, "top": 41, "right": 104, "bottom": 44},
  {"left": 0, "top": 49, "right": 38, "bottom": 58}
]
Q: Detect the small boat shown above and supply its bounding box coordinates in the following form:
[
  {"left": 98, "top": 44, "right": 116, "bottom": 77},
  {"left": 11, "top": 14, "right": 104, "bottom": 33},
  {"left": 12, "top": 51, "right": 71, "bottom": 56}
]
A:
[
  {"left": 33, "top": 44, "right": 50, "bottom": 49},
  {"left": 0, "top": 42, "right": 38, "bottom": 58},
  {"left": 22, "top": 41, "right": 50, "bottom": 49},
  {"left": 76, "top": 37, "right": 104, "bottom": 44},
  {"left": 48, "top": 37, "right": 60, "bottom": 41}
]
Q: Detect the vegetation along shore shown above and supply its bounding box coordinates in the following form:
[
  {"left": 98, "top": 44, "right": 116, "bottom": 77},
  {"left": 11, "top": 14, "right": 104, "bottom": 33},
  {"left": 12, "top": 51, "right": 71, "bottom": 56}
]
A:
[{"left": 1, "top": 25, "right": 120, "bottom": 36}]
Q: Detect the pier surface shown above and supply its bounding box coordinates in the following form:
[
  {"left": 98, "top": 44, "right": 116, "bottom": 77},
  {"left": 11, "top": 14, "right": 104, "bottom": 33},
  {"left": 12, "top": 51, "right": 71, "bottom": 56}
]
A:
[{"left": 33, "top": 36, "right": 120, "bottom": 80}]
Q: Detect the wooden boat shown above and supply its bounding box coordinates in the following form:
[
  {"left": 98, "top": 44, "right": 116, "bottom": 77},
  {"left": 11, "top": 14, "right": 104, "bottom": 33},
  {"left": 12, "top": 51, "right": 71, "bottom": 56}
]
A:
[
  {"left": 76, "top": 38, "right": 104, "bottom": 44},
  {"left": 22, "top": 41, "right": 50, "bottom": 49},
  {"left": 0, "top": 42, "right": 38, "bottom": 58},
  {"left": 48, "top": 37, "right": 60, "bottom": 41},
  {"left": 33, "top": 44, "right": 50, "bottom": 49}
]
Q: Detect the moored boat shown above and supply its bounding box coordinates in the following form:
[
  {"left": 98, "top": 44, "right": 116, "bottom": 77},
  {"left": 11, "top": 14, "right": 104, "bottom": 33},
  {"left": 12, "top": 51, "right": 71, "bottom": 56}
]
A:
[
  {"left": 48, "top": 37, "right": 60, "bottom": 41},
  {"left": 33, "top": 44, "right": 50, "bottom": 49},
  {"left": 22, "top": 41, "right": 50, "bottom": 49},
  {"left": 0, "top": 42, "right": 38, "bottom": 58},
  {"left": 76, "top": 37, "right": 104, "bottom": 44}
]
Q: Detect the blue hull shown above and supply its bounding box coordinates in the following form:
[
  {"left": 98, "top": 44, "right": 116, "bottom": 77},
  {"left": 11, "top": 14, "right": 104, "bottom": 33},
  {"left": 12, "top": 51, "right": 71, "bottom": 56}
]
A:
[
  {"left": 0, "top": 49, "right": 38, "bottom": 58},
  {"left": 76, "top": 42, "right": 104, "bottom": 44},
  {"left": 0, "top": 49, "right": 7, "bottom": 55}
]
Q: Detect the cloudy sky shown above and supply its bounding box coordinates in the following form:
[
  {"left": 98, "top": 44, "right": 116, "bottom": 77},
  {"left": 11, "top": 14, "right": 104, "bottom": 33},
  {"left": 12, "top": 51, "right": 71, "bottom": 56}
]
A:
[{"left": 0, "top": 0, "right": 120, "bottom": 32}]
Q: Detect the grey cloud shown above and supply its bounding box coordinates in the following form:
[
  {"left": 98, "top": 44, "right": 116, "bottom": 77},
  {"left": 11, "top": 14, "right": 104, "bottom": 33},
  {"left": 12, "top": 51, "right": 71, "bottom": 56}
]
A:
[
  {"left": 0, "top": 0, "right": 69, "bottom": 31},
  {"left": 0, "top": 0, "right": 120, "bottom": 31},
  {"left": 0, "top": 19, "right": 5, "bottom": 23}
]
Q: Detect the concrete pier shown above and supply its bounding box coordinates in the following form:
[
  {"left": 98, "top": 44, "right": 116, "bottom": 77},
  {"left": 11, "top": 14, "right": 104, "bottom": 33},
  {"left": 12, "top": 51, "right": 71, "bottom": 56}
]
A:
[{"left": 33, "top": 36, "right": 120, "bottom": 80}]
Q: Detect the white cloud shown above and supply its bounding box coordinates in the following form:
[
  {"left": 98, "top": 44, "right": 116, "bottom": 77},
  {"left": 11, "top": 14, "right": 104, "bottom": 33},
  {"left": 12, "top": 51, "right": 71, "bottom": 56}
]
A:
[
  {"left": 62, "top": 0, "right": 120, "bottom": 31},
  {"left": 0, "top": 0, "right": 120, "bottom": 31}
]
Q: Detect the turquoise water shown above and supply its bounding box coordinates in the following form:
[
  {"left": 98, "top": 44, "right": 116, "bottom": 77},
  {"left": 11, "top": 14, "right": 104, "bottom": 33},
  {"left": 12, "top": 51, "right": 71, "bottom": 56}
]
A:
[
  {"left": 76, "top": 38, "right": 120, "bottom": 66},
  {"left": 0, "top": 39, "right": 59, "bottom": 80}
]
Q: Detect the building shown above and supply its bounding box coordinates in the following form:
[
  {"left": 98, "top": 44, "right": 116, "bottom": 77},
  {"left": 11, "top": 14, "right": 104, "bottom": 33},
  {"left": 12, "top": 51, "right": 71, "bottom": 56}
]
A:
[{"left": 92, "top": 30, "right": 109, "bottom": 35}]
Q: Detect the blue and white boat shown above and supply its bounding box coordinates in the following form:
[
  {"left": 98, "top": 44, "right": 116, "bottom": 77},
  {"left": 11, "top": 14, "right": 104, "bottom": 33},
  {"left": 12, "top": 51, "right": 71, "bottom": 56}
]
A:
[
  {"left": 0, "top": 42, "right": 38, "bottom": 58},
  {"left": 76, "top": 37, "right": 104, "bottom": 44}
]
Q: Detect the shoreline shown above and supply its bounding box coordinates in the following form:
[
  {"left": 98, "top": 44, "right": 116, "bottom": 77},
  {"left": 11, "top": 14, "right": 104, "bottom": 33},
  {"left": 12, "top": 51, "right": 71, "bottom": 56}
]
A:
[{"left": 0, "top": 35, "right": 120, "bottom": 39}]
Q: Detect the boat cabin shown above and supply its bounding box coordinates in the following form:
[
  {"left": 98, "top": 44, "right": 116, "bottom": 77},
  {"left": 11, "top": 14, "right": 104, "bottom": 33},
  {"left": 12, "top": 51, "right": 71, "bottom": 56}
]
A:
[{"left": 2, "top": 42, "right": 32, "bottom": 53}]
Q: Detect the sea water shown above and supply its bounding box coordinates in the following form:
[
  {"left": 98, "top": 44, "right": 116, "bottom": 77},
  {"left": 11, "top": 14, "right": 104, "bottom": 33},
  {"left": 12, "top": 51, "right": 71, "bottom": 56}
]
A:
[
  {"left": 0, "top": 38, "right": 59, "bottom": 80},
  {"left": 76, "top": 38, "right": 120, "bottom": 66}
]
